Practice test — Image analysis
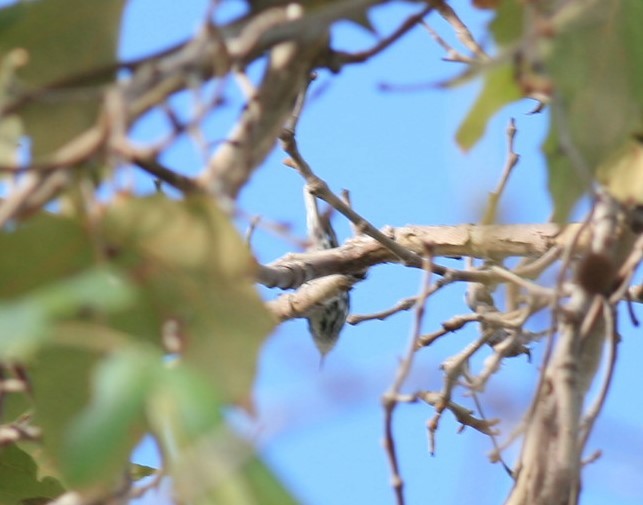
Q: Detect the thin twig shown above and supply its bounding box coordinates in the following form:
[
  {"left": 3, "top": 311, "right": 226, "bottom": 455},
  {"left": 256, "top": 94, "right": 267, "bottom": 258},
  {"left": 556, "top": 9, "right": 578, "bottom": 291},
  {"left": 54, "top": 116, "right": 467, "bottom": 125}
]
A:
[
  {"left": 340, "top": 188, "right": 361, "bottom": 237},
  {"left": 418, "top": 390, "right": 499, "bottom": 436},
  {"left": 325, "top": 6, "right": 433, "bottom": 70},
  {"left": 283, "top": 72, "right": 317, "bottom": 134},
  {"left": 130, "top": 154, "right": 204, "bottom": 194},
  {"left": 469, "top": 391, "right": 512, "bottom": 475},
  {"left": 610, "top": 231, "right": 643, "bottom": 304},
  {"left": 513, "top": 245, "right": 562, "bottom": 279},
  {"left": 382, "top": 245, "right": 434, "bottom": 505},
  {"left": 421, "top": 21, "right": 474, "bottom": 63},
  {"left": 482, "top": 118, "right": 520, "bottom": 225},
  {"left": 348, "top": 296, "right": 418, "bottom": 325},
  {"left": 433, "top": 0, "right": 489, "bottom": 61},
  {"left": 415, "top": 313, "right": 480, "bottom": 348},
  {"left": 349, "top": 280, "right": 449, "bottom": 325},
  {"left": 487, "top": 265, "right": 555, "bottom": 299},
  {"left": 245, "top": 215, "right": 262, "bottom": 244},
  {"left": 280, "top": 131, "right": 424, "bottom": 268},
  {"left": 578, "top": 298, "right": 618, "bottom": 451}
]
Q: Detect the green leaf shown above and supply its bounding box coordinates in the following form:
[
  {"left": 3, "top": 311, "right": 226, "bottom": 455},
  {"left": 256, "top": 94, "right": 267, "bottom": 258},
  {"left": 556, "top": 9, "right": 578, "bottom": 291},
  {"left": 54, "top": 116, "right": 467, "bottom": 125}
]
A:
[
  {"left": 144, "top": 361, "right": 298, "bottom": 504},
  {"left": 166, "top": 421, "right": 299, "bottom": 505},
  {"left": 0, "top": 444, "right": 65, "bottom": 505},
  {"left": 130, "top": 463, "right": 157, "bottom": 482},
  {"left": 489, "top": 0, "right": 524, "bottom": 46},
  {"left": 34, "top": 267, "right": 136, "bottom": 318},
  {"left": 545, "top": 0, "right": 643, "bottom": 216},
  {"left": 149, "top": 364, "right": 224, "bottom": 447},
  {"left": 453, "top": 0, "right": 526, "bottom": 152},
  {"left": 0, "top": 112, "right": 21, "bottom": 166},
  {"left": 0, "top": 300, "right": 47, "bottom": 359},
  {"left": 240, "top": 456, "right": 300, "bottom": 505},
  {"left": 543, "top": 125, "right": 588, "bottom": 222},
  {"left": 0, "top": 214, "right": 94, "bottom": 299},
  {"left": 102, "top": 195, "right": 275, "bottom": 404},
  {"left": 0, "top": 50, "right": 23, "bottom": 166},
  {"left": 597, "top": 138, "right": 643, "bottom": 204},
  {"left": 29, "top": 345, "right": 101, "bottom": 485},
  {"left": 63, "top": 348, "right": 158, "bottom": 486},
  {"left": 0, "top": 0, "right": 125, "bottom": 157},
  {"left": 0, "top": 267, "right": 137, "bottom": 359},
  {"left": 456, "top": 64, "right": 522, "bottom": 150},
  {"left": 180, "top": 451, "right": 300, "bottom": 505}
]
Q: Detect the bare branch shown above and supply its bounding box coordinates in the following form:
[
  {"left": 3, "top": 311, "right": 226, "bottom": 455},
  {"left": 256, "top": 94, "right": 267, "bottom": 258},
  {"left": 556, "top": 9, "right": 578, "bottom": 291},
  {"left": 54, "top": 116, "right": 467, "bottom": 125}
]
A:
[
  {"left": 433, "top": 0, "right": 489, "bottom": 61},
  {"left": 482, "top": 118, "right": 520, "bottom": 225},
  {"left": 421, "top": 21, "right": 474, "bottom": 63},
  {"left": 348, "top": 296, "right": 418, "bottom": 325},
  {"left": 129, "top": 153, "right": 204, "bottom": 195},
  {"left": 505, "top": 193, "right": 631, "bottom": 505},
  {"left": 266, "top": 274, "right": 358, "bottom": 322},
  {"left": 258, "top": 222, "right": 583, "bottom": 289},
  {"left": 325, "top": 5, "right": 433, "bottom": 70},
  {"left": 200, "top": 34, "right": 328, "bottom": 200},
  {"left": 280, "top": 130, "right": 425, "bottom": 268},
  {"left": 418, "top": 391, "right": 500, "bottom": 437},
  {"left": 382, "top": 246, "right": 434, "bottom": 505}
]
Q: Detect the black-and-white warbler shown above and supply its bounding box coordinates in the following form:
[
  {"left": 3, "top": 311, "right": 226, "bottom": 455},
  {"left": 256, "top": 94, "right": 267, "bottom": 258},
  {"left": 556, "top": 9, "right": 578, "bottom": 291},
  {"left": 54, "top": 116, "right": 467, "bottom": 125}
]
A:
[{"left": 303, "top": 186, "right": 350, "bottom": 359}]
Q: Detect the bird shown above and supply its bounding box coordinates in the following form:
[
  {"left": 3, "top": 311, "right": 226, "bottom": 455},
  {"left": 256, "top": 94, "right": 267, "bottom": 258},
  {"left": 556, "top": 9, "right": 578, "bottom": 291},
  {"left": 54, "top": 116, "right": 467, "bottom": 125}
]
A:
[{"left": 302, "top": 186, "right": 349, "bottom": 362}]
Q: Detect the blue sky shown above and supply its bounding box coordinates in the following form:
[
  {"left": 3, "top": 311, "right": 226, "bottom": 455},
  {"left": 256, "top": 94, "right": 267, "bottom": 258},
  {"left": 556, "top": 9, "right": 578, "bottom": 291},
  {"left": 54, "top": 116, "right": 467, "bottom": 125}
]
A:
[
  {"left": 4, "top": 0, "right": 642, "bottom": 503},
  {"left": 119, "top": 2, "right": 643, "bottom": 504}
]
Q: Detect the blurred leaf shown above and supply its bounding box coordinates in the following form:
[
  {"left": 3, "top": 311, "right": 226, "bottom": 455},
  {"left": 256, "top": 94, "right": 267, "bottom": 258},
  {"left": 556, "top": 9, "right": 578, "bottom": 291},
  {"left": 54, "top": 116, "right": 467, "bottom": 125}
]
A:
[
  {"left": 102, "top": 195, "right": 275, "bottom": 403},
  {"left": 29, "top": 345, "right": 101, "bottom": 485},
  {"left": 0, "top": 0, "right": 125, "bottom": 157},
  {"left": 0, "top": 301, "right": 47, "bottom": 359},
  {"left": 1, "top": 381, "right": 32, "bottom": 427},
  {"left": 0, "top": 213, "right": 94, "bottom": 299},
  {"left": 0, "top": 214, "right": 120, "bottom": 359},
  {"left": 180, "top": 450, "right": 301, "bottom": 505},
  {"left": 545, "top": 0, "right": 643, "bottom": 217},
  {"left": 149, "top": 363, "right": 224, "bottom": 446},
  {"left": 473, "top": 0, "right": 501, "bottom": 9},
  {"left": 489, "top": 0, "right": 524, "bottom": 46},
  {"left": 0, "top": 267, "right": 137, "bottom": 359},
  {"left": 164, "top": 416, "right": 298, "bottom": 505},
  {"left": 149, "top": 361, "right": 297, "bottom": 504},
  {"left": 452, "top": 0, "right": 525, "bottom": 151},
  {"left": 130, "top": 463, "right": 157, "bottom": 481},
  {"left": 63, "top": 348, "right": 157, "bottom": 486},
  {"left": 33, "top": 267, "right": 136, "bottom": 318},
  {"left": 598, "top": 138, "right": 643, "bottom": 204},
  {"left": 456, "top": 64, "right": 522, "bottom": 150},
  {"left": 240, "top": 456, "right": 300, "bottom": 505},
  {"left": 0, "top": 48, "right": 26, "bottom": 166},
  {"left": 0, "top": 112, "right": 21, "bottom": 165},
  {"left": 543, "top": 125, "right": 588, "bottom": 222},
  {"left": 0, "top": 444, "right": 65, "bottom": 505}
]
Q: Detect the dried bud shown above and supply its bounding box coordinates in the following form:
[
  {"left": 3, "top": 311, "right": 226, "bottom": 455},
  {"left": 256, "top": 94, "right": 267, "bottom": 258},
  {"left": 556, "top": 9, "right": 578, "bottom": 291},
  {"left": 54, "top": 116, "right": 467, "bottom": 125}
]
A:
[{"left": 576, "top": 252, "right": 615, "bottom": 295}]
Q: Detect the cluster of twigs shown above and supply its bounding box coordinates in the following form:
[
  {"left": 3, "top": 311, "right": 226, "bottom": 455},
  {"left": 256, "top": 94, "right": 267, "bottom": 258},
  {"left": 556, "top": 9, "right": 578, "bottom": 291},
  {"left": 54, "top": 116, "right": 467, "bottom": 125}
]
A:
[
  {"left": 275, "top": 107, "right": 640, "bottom": 505},
  {"left": 1, "top": 1, "right": 641, "bottom": 505},
  {"left": 260, "top": 8, "right": 643, "bottom": 505}
]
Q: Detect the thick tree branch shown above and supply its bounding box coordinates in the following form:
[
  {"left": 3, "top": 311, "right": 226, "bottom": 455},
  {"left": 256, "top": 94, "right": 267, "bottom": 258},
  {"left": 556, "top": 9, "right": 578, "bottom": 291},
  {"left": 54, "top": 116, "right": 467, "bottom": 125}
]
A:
[
  {"left": 505, "top": 192, "right": 635, "bottom": 505},
  {"left": 258, "top": 222, "right": 583, "bottom": 289},
  {"left": 266, "top": 274, "right": 358, "bottom": 322}
]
